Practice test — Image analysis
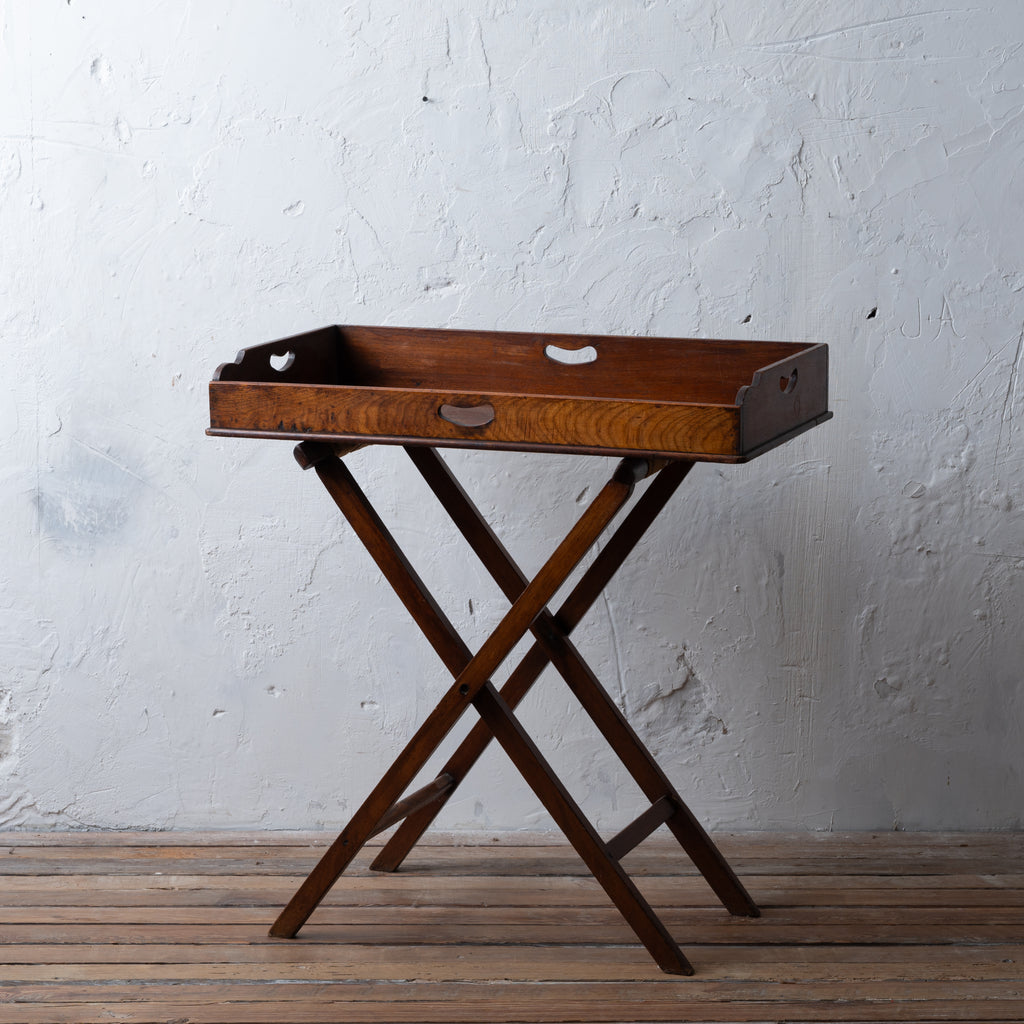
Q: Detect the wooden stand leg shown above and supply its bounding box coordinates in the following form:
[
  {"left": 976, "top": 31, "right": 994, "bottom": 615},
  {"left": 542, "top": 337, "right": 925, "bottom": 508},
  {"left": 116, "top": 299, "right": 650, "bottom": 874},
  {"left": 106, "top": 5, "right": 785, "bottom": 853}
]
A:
[
  {"left": 273, "top": 442, "right": 758, "bottom": 973},
  {"left": 372, "top": 449, "right": 757, "bottom": 919},
  {"left": 271, "top": 442, "right": 642, "bottom": 939},
  {"left": 541, "top": 626, "right": 759, "bottom": 917},
  {"left": 371, "top": 456, "right": 694, "bottom": 873},
  {"left": 473, "top": 681, "right": 694, "bottom": 976}
]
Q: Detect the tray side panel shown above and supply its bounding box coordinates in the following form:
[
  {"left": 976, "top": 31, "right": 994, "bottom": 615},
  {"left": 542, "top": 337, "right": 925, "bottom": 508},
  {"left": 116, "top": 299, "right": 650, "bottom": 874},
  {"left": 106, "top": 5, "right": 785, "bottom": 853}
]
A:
[
  {"left": 336, "top": 326, "right": 810, "bottom": 405},
  {"left": 737, "top": 343, "right": 829, "bottom": 453},
  {"left": 209, "top": 382, "right": 742, "bottom": 458},
  {"left": 213, "top": 326, "right": 342, "bottom": 383}
]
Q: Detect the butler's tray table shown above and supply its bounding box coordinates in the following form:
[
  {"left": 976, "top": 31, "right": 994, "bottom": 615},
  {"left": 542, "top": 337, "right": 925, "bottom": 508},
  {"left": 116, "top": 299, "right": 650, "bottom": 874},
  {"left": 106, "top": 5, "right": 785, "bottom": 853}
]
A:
[{"left": 208, "top": 324, "right": 831, "bottom": 975}]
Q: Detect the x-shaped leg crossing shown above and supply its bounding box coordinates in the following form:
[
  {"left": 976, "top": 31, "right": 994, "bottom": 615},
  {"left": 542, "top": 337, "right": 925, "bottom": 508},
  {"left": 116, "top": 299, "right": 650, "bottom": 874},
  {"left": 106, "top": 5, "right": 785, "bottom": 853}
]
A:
[{"left": 270, "top": 441, "right": 758, "bottom": 975}]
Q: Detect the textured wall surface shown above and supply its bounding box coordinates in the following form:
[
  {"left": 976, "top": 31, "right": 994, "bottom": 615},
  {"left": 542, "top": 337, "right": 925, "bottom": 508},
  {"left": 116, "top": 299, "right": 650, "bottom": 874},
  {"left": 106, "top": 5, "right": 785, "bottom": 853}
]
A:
[{"left": 1, "top": 1, "right": 1021, "bottom": 831}]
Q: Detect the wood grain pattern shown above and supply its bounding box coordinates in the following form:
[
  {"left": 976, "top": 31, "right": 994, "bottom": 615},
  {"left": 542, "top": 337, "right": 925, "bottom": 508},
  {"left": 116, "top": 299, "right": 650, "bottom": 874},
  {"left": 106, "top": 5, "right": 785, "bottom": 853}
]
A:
[
  {"left": 209, "top": 382, "right": 744, "bottom": 457},
  {"left": 0, "top": 832, "right": 1020, "bottom": 1023},
  {"left": 269, "top": 450, "right": 644, "bottom": 942},
  {"left": 331, "top": 326, "right": 803, "bottom": 403},
  {"left": 208, "top": 326, "right": 831, "bottom": 459}
]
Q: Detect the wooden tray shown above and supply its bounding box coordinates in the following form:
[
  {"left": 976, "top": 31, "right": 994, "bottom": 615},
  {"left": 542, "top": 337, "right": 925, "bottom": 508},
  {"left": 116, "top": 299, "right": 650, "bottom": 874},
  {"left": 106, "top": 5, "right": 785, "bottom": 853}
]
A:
[{"left": 208, "top": 325, "right": 831, "bottom": 462}]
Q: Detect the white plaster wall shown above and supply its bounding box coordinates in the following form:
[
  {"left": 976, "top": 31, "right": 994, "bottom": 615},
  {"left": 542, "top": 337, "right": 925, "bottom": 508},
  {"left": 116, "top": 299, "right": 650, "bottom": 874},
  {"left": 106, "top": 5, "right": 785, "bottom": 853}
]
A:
[{"left": 1, "top": 1, "right": 1021, "bottom": 832}]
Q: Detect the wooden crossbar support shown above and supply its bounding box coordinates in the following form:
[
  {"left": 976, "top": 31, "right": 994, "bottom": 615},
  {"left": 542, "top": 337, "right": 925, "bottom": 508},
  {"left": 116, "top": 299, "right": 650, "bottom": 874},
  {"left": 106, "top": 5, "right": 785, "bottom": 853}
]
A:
[
  {"left": 472, "top": 682, "right": 693, "bottom": 976},
  {"left": 370, "top": 774, "right": 455, "bottom": 840},
  {"left": 269, "top": 442, "right": 758, "bottom": 974},
  {"left": 294, "top": 440, "right": 366, "bottom": 469},
  {"left": 605, "top": 796, "right": 677, "bottom": 862}
]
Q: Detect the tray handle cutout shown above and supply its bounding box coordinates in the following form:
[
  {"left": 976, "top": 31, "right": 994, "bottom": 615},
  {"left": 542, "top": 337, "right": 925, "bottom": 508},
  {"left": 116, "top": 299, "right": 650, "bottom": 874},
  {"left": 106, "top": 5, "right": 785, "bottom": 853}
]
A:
[
  {"left": 438, "top": 403, "right": 495, "bottom": 429},
  {"left": 545, "top": 343, "right": 598, "bottom": 366},
  {"left": 270, "top": 351, "right": 296, "bottom": 373},
  {"left": 780, "top": 367, "right": 798, "bottom": 394}
]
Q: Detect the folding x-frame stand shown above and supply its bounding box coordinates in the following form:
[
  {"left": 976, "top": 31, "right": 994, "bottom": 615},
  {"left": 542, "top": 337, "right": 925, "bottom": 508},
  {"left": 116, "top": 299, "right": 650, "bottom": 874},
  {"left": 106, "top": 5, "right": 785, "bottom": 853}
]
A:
[{"left": 270, "top": 440, "right": 759, "bottom": 975}]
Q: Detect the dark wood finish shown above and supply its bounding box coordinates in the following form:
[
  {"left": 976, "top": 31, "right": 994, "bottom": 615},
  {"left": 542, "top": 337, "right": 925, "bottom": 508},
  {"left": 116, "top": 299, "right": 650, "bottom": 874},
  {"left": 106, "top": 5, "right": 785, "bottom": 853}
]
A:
[
  {"left": 208, "top": 325, "right": 830, "bottom": 461},
  {"left": 737, "top": 344, "right": 829, "bottom": 454},
  {"left": 268, "top": 449, "right": 480, "bottom": 938},
  {"left": 266, "top": 446, "right": 758, "bottom": 973},
  {"left": 213, "top": 325, "right": 342, "bottom": 384},
  {"left": 210, "top": 382, "right": 743, "bottom": 458},
  {"left": 605, "top": 797, "right": 677, "bottom": 862},
  {"left": 371, "top": 458, "right": 697, "bottom": 874},
  {"left": 216, "top": 324, "right": 809, "bottom": 402},
  {"left": 372, "top": 447, "right": 757, "bottom": 919},
  {"left": 471, "top": 682, "right": 693, "bottom": 976},
  {"left": 293, "top": 440, "right": 365, "bottom": 468},
  {"left": 208, "top": 328, "right": 833, "bottom": 975},
  {"left": 533, "top": 623, "right": 760, "bottom": 918},
  {"left": 370, "top": 774, "right": 454, "bottom": 838},
  {"left": 331, "top": 326, "right": 806, "bottom": 402},
  {"left": 271, "top": 446, "right": 644, "bottom": 947}
]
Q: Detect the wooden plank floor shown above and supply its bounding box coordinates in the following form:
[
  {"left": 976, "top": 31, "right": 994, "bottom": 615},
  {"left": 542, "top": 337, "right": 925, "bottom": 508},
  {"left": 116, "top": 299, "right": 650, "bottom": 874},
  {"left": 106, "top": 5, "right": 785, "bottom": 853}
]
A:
[{"left": 0, "top": 831, "right": 1021, "bottom": 1022}]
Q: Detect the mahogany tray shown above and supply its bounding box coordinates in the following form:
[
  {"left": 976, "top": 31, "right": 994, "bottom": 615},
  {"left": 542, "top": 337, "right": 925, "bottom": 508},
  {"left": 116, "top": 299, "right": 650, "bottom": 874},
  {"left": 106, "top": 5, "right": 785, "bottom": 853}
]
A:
[{"left": 208, "top": 325, "right": 830, "bottom": 462}]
